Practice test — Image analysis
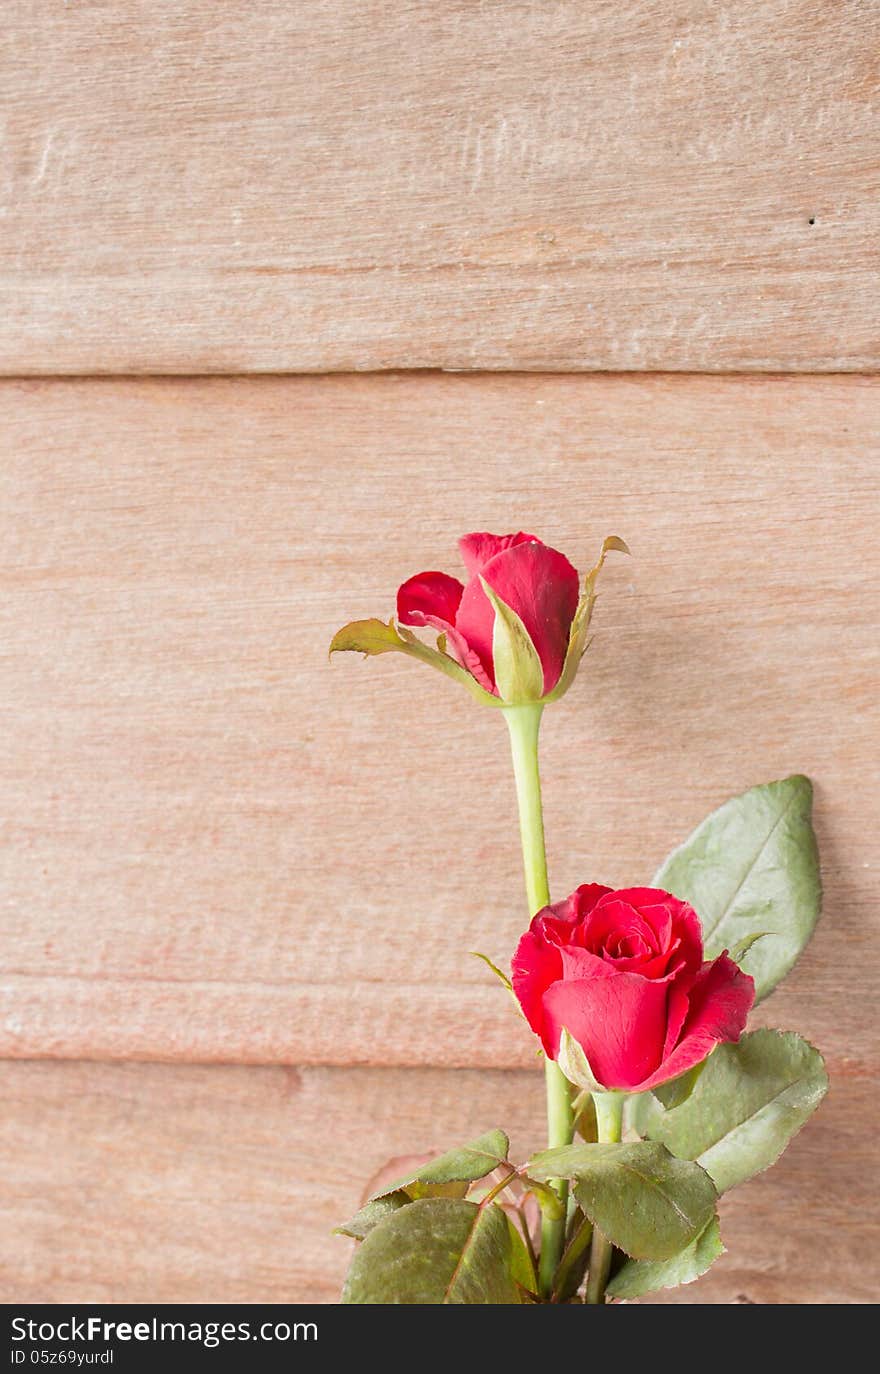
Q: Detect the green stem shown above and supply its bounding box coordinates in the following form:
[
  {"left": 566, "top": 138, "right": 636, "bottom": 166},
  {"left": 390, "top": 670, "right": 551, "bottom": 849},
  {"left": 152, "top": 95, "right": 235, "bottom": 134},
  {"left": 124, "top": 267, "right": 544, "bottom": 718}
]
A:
[
  {"left": 504, "top": 703, "right": 574, "bottom": 1300},
  {"left": 552, "top": 1211, "right": 594, "bottom": 1303},
  {"left": 585, "top": 1092, "right": 624, "bottom": 1305},
  {"left": 505, "top": 703, "right": 550, "bottom": 913},
  {"left": 479, "top": 1166, "right": 518, "bottom": 1208}
]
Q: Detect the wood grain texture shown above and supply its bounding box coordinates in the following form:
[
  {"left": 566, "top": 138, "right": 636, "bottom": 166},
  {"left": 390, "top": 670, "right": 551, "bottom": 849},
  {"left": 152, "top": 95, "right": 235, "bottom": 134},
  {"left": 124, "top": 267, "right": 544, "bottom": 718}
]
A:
[
  {"left": 2, "top": 2, "right": 878, "bottom": 374},
  {"left": 0, "top": 1059, "right": 874, "bottom": 1304},
  {"left": 1, "top": 372, "right": 878, "bottom": 1071}
]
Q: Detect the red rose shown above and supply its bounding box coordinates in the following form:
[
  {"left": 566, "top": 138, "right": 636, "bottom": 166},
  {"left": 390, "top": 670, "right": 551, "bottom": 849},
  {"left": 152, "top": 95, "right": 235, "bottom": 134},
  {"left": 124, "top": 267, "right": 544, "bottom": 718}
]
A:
[
  {"left": 512, "top": 884, "right": 754, "bottom": 1093},
  {"left": 397, "top": 531, "right": 580, "bottom": 699}
]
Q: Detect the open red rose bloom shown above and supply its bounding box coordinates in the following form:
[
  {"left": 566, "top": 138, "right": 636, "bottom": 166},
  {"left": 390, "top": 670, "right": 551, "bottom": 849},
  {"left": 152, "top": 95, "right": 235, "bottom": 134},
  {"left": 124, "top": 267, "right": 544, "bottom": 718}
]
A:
[
  {"left": 512, "top": 884, "right": 755, "bottom": 1093},
  {"left": 397, "top": 531, "right": 579, "bottom": 697}
]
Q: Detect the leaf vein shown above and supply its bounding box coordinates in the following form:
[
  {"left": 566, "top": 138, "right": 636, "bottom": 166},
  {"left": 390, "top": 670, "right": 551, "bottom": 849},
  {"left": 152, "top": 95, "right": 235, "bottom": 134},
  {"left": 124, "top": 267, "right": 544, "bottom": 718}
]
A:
[
  {"left": 702, "top": 788, "right": 800, "bottom": 947},
  {"left": 614, "top": 1161, "right": 694, "bottom": 1228},
  {"left": 442, "top": 1206, "right": 491, "bottom": 1304},
  {"left": 692, "top": 1075, "right": 816, "bottom": 1156}
]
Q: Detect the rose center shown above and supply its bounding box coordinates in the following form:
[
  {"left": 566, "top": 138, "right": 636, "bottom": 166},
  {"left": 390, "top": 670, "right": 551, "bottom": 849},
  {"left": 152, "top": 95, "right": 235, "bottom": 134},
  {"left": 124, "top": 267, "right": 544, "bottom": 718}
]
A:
[{"left": 604, "top": 932, "right": 653, "bottom": 961}]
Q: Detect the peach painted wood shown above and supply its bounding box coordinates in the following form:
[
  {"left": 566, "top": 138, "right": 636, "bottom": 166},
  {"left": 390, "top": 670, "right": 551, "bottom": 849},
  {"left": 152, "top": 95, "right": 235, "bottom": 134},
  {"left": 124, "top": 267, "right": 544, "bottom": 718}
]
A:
[
  {"left": 0, "top": 1059, "right": 873, "bottom": 1304},
  {"left": 1, "top": 4, "right": 878, "bottom": 373},
  {"left": 1, "top": 373, "right": 878, "bottom": 1071}
]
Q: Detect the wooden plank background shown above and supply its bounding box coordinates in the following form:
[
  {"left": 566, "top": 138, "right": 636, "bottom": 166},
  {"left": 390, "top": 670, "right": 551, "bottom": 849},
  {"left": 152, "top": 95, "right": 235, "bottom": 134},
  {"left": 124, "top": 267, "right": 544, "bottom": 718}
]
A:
[
  {"left": 2, "top": 371, "right": 878, "bottom": 1300},
  {"left": 2, "top": 374, "right": 878, "bottom": 1071},
  {"left": 1, "top": 2, "right": 878, "bottom": 373},
  {"left": 1, "top": 1060, "right": 875, "bottom": 1305},
  {"left": 3, "top": 1, "right": 878, "bottom": 1308}
]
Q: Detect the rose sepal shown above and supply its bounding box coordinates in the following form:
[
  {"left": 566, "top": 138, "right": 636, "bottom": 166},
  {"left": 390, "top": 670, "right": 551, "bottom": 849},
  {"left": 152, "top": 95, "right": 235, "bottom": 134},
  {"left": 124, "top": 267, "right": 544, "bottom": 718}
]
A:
[
  {"left": 543, "top": 534, "right": 630, "bottom": 704},
  {"left": 650, "top": 1056, "right": 709, "bottom": 1110},
  {"left": 329, "top": 616, "right": 502, "bottom": 707},
  {"left": 471, "top": 950, "right": 513, "bottom": 990},
  {"left": 479, "top": 577, "right": 545, "bottom": 704},
  {"left": 557, "top": 1027, "right": 605, "bottom": 1095}
]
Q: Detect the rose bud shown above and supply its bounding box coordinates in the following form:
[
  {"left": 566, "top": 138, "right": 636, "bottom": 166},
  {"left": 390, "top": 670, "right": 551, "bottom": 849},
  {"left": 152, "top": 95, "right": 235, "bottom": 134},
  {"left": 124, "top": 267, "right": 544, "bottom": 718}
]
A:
[
  {"left": 330, "top": 531, "right": 628, "bottom": 706},
  {"left": 512, "top": 884, "right": 755, "bottom": 1094}
]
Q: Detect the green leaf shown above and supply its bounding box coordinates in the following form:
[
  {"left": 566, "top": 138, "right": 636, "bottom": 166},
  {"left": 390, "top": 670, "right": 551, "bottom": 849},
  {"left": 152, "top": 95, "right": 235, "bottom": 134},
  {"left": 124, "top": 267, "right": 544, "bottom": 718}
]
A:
[
  {"left": 342, "top": 1198, "right": 524, "bottom": 1303},
  {"left": 652, "top": 1058, "right": 708, "bottom": 1111},
  {"left": 480, "top": 578, "right": 544, "bottom": 704},
  {"left": 506, "top": 1215, "right": 539, "bottom": 1298},
  {"left": 470, "top": 951, "right": 512, "bottom": 991},
  {"left": 606, "top": 1216, "right": 724, "bottom": 1299},
  {"left": 334, "top": 1191, "right": 409, "bottom": 1240},
  {"left": 379, "top": 1129, "right": 510, "bottom": 1198},
  {"left": 527, "top": 1142, "right": 717, "bottom": 1261},
  {"left": 641, "top": 1030, "right": 828, "bottom": 1194},
  {"left": 544, "top": 535, "right": 630, "bottom": 704},
  {"left": 329, "top": 616, "right": 500, "bottom": 706},
  {"left": 653, "top": 775, "right": 821, "bottom": 1000},
  {"left": 404, "top": 1180, "right": 473, "bottom": 1200},
  {"left": 336, "top": 1135, "right": 510, "bottom": 1237}
]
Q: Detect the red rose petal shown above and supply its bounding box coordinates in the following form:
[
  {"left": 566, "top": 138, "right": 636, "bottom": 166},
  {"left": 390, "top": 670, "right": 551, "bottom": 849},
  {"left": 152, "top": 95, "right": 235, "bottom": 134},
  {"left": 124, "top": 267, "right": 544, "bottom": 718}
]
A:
[
  {"left": 511, "top": 926, "right": 564, "bottom": 1052},
  {"left": 396, "top": 569, "right": 496, "bottom": 692},
  {"left": 635, "top": 954, "right": 755, "bottom": 1092},
  {"left": 538, "top": 884, "right": 613, "bottom": 939},
  {"left": 558, "top": 944, "right": 616, "bottom": 981},
  {"left": 396, "top": 570, "right": 463, "bottom": 629},
  {"left": 457, "top": 531, "right": 539, "bottom": 578},
  {"left": 542, "top": 972, "right": 670, "bottom": 1091},
  {"left": 590, "top": 887, "right": 704, "bottom": 978},
  {"left": 456, "top": 541, "right": 580, "bottom": 696}
]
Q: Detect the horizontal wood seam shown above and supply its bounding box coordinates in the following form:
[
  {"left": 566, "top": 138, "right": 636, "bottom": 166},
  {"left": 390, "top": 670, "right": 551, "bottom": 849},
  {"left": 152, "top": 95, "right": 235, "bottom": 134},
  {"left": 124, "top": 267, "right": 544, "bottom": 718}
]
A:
[{"left": 1, "top": 369, "right": 880, "bottom": 382}]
